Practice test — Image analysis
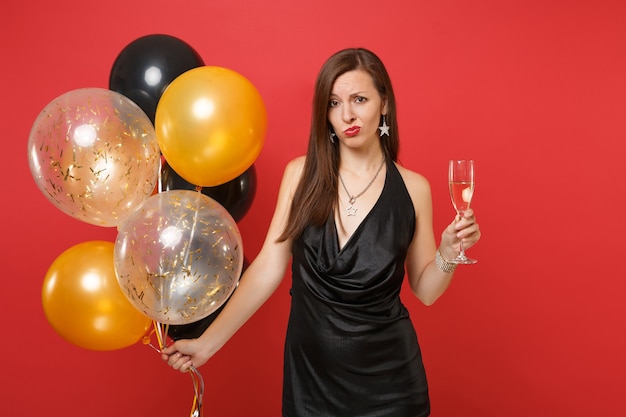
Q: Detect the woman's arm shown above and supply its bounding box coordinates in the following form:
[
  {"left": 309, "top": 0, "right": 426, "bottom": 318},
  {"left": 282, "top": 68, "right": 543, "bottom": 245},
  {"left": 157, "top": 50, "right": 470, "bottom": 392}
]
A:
[
  {"left": 162, "top": 157, "right": 305, "bottom": 372},
  {"left": 400, "top": 165, "right": 481, "bottom": 306}
]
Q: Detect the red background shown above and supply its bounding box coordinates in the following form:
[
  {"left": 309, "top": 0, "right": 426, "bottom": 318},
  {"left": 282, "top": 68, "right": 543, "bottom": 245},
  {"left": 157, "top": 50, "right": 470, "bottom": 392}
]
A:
[{"left": 2, "top": 0, "right": 625, "bottom": 416}]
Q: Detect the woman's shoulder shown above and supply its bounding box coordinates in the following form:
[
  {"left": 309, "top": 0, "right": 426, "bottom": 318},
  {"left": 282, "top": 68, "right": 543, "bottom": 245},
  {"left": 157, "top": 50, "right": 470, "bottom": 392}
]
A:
[
  {"left": 285, "top": 155, "right": 306, "bottom": 172},
  {"left": 276, "top": 156, "right": 306, "bottom": 193},
  {"left": 394, "top": 162, "right": 433, "bottom": 214},
  {"left": 395, "top": 162, "right": 431, "bottom": 193}
]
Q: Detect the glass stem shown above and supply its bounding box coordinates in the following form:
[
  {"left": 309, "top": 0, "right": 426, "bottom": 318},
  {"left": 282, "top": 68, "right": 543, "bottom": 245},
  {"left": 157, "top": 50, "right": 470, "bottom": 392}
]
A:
[{"left": 456, "top": 211, "right": 466, "bottom": 259}]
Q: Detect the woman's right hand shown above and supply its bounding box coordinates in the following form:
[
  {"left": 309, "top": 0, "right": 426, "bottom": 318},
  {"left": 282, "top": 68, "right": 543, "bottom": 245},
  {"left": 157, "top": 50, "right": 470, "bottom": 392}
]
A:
[{"left": 161, "top": 338, "right": 211, "bottom": 373}]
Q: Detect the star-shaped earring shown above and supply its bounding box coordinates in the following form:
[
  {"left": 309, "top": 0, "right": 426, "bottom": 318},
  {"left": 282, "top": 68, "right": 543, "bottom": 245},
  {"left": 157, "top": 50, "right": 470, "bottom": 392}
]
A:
[{"left": 379, "top": 116, "right": 390, "bottom": 137}]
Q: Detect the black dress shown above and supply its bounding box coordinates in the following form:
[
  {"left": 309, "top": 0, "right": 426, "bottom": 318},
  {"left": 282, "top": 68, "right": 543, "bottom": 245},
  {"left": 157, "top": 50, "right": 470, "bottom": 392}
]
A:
[{"left": 283, "top": 161, "right": 430, "bottom": 417}]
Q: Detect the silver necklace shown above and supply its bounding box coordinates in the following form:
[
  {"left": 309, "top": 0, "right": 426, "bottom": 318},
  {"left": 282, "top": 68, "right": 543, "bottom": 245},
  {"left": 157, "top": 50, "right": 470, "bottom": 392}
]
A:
[{"left": 338, "top": 158, "right": 385, "bottom": 216}]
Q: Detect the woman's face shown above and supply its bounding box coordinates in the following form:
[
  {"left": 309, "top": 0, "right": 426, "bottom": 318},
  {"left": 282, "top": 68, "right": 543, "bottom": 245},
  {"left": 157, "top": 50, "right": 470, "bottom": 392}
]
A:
[{"left": 328, "top": 69, "right": 387, "bottom": 147}]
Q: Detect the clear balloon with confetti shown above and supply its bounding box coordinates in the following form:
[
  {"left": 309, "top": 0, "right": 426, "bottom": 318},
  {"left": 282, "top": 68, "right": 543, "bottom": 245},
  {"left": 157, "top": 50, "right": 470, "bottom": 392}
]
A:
[
  {"left": 27, "top": 87, "right": 160, "bottom": 227},
  {"left": 114, "top": 189, "right": 244, "bottom": 325}
]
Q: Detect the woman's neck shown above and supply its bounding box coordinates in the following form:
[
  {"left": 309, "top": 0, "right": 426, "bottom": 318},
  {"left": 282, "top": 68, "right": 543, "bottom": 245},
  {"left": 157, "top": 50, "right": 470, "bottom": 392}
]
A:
[{"left": 338, "top": 144, "right": 385, "bottom": 174}]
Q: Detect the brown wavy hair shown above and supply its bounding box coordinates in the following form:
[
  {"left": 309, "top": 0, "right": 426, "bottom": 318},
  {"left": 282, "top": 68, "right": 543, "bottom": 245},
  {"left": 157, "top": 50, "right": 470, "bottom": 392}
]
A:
[{"left": 278, "top": 48, "right": 399, "bottom": 241}]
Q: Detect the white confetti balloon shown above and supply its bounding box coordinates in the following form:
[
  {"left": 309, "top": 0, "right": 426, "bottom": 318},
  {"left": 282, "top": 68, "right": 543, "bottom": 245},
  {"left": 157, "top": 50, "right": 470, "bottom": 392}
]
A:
[
  {"left": 114, "top": 189, "right": 243, "bottom": 325},
  {"left": 27, "top": 88, "right": 160, "bottom": 227}
]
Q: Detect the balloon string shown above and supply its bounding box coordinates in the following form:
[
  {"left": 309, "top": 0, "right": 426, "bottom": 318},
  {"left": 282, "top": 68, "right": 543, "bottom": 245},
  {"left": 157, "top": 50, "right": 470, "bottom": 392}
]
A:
[
  {"left": 141, "top": 327, "right": 161, "bottom": 353},
  {"left": 142, "top": 321, "right": 204, "bottom": 416},
  {"left": 189, "top": 366, "right": 204, "bottom": 417},
  {"left": 152, "top": 321, "right": 169, "bottom": 351},
  {"left": 158, "top": 156, "right": 164, "bottom": 194}
]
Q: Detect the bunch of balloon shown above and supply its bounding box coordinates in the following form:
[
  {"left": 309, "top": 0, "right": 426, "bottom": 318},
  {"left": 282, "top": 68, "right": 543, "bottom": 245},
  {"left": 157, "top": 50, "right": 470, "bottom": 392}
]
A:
[
  {"left": 155, "top": 66, "right": 267, "bottom": 187},
  {"left": 27, "top": 88, "right": 161, "bottom": 227},
  {"left": 114, "top": 189, "right": 245, "bottom": 417},
  {"left": 109, "top": 34, "right": 205, "bottom": 124},
  {"left": 41, "top": 241, "right": 152, "bottom": 350}
]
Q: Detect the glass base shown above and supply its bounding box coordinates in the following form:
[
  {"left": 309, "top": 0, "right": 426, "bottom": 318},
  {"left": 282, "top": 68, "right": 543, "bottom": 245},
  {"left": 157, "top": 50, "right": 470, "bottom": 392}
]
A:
[{"left": 449, "top": 255, "right": 478, "bottom": 265}]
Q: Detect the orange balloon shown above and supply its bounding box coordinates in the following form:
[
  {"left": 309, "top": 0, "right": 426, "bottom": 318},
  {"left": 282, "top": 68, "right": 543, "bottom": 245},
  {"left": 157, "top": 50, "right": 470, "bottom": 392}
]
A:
[
  {"left": 155, "top": 66, "right": 267, "bottom": 187},
  {"left": 42, "top": 241, "right": 151, "bottom": 351}
]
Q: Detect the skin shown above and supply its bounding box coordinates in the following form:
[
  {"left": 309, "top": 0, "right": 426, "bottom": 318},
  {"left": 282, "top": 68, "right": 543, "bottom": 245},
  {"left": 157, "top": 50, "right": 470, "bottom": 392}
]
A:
[{"left": 162, "top": 69, "right": 481, "bottom": 372}]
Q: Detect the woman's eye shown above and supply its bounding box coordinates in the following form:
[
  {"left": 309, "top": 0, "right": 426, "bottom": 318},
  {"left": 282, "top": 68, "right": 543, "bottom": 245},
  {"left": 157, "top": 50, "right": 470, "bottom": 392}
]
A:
[
  {"left": 355, "top": 96, "right": 366, "bottom": 103},
  {"left": 329, "top": 100, "right": 339, "bottom": 107}
]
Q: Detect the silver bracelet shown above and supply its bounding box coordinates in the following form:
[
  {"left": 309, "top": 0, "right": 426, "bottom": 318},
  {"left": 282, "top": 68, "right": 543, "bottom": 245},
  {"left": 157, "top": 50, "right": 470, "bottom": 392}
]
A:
[{"left": 436, "top": 249, "right": 457, "bottom": 273}]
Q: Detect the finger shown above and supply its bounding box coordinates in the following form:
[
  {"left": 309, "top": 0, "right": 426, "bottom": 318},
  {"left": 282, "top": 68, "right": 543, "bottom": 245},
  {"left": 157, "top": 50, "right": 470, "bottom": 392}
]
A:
[
  {"left": 456, "top": 214, "right": 478, "bottom": 230},
  {"left": 181, "top": 360, "right": 194, "bottom": 373},
  {"left": 171, "top": 355, "right": 192, "bottom": 371},
  {"left": 459, "top": 222, "right": 479, "bottom": 236},
  {"left": 168, "top": 352, "right": 184, "bottom": 367},
  {"left": 161, "top": 344, "right": 177, "bottom": 361},
  {"left": 459, "top": 210, "right": 476, "bottom": 224},
  {"left": 459, "top": 226, "right": 476, "bottom": 239},
  {"left": 461, "top": 227, "right": 481, "bottom": 244},
  {"left": 161, "top": 344, "right": 177, "bottom": 355}
]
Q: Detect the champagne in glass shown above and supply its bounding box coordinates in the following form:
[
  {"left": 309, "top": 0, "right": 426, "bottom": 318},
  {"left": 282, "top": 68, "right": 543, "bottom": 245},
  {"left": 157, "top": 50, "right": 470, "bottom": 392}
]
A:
[{"left": 448, "top": 159, "right": 477, "bottom": 264}]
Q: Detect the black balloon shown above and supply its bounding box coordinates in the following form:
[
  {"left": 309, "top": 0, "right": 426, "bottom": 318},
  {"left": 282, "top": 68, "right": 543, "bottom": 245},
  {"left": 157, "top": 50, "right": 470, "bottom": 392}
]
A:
[
  {"left": 167, "top": 258, "right": 249, "bottom": 340},
  {"left": 161, "top": 161, "right": 257, "bottom": 223},
  {"left": 166, "top": 291, "right": 231, "bottom": 340},
  {"left": 109, "top": 34, "right": 204, "bottom": 123}
]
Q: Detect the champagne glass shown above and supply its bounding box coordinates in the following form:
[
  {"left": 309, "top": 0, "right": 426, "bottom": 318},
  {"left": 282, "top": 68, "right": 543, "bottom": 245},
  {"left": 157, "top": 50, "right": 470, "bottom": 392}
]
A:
[{"left": 448, "top": 159, "right": 477, "bottom": 264}]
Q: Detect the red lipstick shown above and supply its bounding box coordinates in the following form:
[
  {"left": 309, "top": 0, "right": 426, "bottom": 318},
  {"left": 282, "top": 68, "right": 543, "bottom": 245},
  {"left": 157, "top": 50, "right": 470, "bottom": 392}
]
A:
[{"left": 344, "top": 126, "right": 360, "bottom": 137}]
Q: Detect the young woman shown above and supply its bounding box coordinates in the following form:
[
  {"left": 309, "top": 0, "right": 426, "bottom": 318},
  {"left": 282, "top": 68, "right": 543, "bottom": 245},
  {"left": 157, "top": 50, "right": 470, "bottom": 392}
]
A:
[{"left": 163, "top": 48, "right": 481, "bottom": 416}]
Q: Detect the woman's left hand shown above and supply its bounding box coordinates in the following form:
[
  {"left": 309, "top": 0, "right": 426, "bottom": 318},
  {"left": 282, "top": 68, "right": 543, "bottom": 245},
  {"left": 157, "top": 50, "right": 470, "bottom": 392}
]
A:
[{"left": 439, "top": 208, "right": 481, "bottom": 260}]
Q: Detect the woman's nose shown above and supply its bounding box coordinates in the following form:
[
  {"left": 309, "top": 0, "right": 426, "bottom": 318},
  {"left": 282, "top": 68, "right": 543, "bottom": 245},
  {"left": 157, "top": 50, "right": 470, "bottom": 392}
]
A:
[{"left": 342, "top": 105, "right": 356, "bottom": 123}]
